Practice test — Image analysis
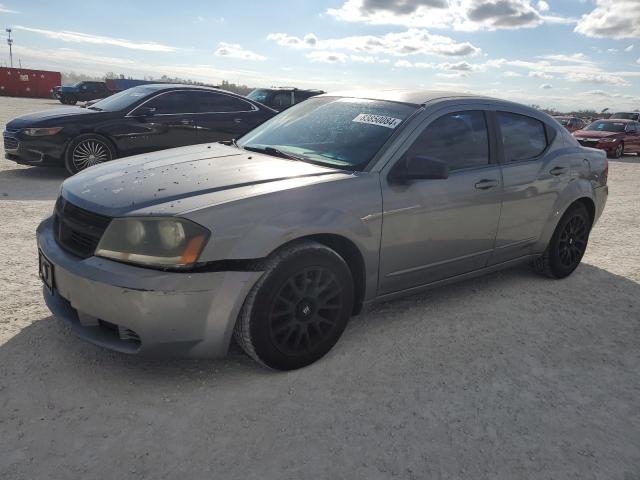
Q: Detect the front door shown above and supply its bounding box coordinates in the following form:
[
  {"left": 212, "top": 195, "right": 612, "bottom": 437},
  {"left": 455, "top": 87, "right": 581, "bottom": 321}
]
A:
[
  {"left": 189, "top": 91, "right": 260, "bottom": 143},
  {"left": 378, "top": 109, "right": 503, "bottom": 295}
]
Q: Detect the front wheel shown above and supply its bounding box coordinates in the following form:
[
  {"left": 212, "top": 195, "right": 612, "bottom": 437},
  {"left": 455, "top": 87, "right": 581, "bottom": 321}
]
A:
[
  {"left": 533, "top": 203, "right": 592, "bottom": 279},
  {"left": 610, "top": 142, "right": 624, "bottom": 159},
  {"left": 64, "top": 134, "right": 116, "bottom": 175},
  {"left": 234, "top": 241, "right": 354, "bottom": 370}
]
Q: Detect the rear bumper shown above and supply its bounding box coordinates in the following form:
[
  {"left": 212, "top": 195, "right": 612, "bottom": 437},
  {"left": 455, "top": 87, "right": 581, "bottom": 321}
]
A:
[
  {"left": 37, "top": 216, "right": 262, "bottom": 358},
  {"left": 594, "top": 185, "right": 608, "bottom": 225}
]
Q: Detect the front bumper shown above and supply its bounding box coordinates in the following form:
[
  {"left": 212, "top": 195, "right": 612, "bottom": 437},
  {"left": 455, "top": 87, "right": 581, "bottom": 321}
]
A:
[
  {"left": 576, "top": 139, "right": 619, "bottom": 154},
  {"left": 3, "top": 130, "right": 67, "bottom": 166},
  {"left": 37, "top": 216, "right": 262, "bottom": 358}
]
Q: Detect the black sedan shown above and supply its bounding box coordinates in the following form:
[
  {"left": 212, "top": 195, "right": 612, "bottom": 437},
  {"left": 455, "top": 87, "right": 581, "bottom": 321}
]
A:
[{"left": 4, "top": 84, "right": 277, "bottom": 174}]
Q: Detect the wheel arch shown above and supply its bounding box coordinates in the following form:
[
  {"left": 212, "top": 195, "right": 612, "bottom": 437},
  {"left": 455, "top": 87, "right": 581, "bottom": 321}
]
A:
[
  {"left": 536, "top": 193, "right": 596, "bottom": 253},
  {"left": 267, "top": 234, "right": 367, "bottom": 316}
]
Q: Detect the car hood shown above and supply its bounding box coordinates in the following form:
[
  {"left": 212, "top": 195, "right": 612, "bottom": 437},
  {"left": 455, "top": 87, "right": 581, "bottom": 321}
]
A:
[
  {"left": 574, "top": 130, "right": 622, "bottom": 139},
  {"left": 6, "top": 107, "right": 100, "bottom": 129},
  {"left": 62, "top": 143, "right": 349, "bottom": 217}
]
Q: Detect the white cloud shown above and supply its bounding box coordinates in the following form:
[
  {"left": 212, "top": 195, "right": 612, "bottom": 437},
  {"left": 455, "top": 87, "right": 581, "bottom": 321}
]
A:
[
  {"left": 538, "top": 53, "right": 592, "bottom": 64},
  {"left": 540, "top": 83, "right": 553, "bottom": 89},
  {"left": 13, "top": 25, "right": 176, "bottom": 52},
  {"left": 529, "top": 71, "right": 554, "bottom": 79},
  {"left": 575, "top": 0, "right": 640, "bottom": 39},
  {"left": 268, "top": 28, "right": 481, "bottom": 58},
  {"left": 625, "top": 45, "right": 634, "bottom": 52},
  {"left": 326, "top": 0, "right": 568, "bottom": 31},
  {"left": 536, "top": 1, "right": 549, "bottom": 12},
  {"left": 214, "top": 42, "right": 266, "bottom": 61},
  {"left": 0, "top": 3, "right": 18, "bottom": 13},
  {"left": 306, "top": 51, "right": 347, "bottom": 63},
  {"left": 504, "top": 70, "right": 522, "bottom": 77},
  {"left": 564, "top": 71, "right": 630, "bottom": 86}
]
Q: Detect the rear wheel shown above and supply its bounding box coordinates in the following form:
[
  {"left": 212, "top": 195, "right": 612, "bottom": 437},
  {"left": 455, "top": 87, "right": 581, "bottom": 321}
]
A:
[
  {"left": 234, "top": 241, "right": 354, "bottom": 370},
  {"left": 61, "top": 95, "right": 77, "bottom": 105},
  {"left": 64, "top": 134, "right": 116, "bottom": 175},
  {"left": 533, "top": 203, "right": 592, "bottom": 279}
]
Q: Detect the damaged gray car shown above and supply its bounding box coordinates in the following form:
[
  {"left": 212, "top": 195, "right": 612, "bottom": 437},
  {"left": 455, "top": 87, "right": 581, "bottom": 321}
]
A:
[{"left": 37, "top": 90, "right": 608, "bottom": 370}]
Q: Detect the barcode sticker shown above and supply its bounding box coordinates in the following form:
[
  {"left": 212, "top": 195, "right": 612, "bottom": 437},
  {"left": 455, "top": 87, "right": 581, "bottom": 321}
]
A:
[{"left": 353, "top": 113, "right": 402, "bottom": 129}]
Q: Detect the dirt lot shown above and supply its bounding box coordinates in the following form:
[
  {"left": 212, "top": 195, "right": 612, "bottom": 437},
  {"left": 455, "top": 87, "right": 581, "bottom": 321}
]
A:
[{"left": 0, "top": 96, "right": 639, "bottom": 480}]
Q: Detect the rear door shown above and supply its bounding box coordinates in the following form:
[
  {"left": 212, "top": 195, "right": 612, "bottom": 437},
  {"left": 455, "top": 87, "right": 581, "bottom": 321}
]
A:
[
  {"left": 624, "top": 122, "right": 640, "bottom": 153},
  {"left": 489, "top": 111, "right": 569, "bottom": 264},
  {"left": 378, "top": 108, "right": 503, "bottom": 295},
  {"left": 190, "top": 91, "right": 263, "bottom": 143}
]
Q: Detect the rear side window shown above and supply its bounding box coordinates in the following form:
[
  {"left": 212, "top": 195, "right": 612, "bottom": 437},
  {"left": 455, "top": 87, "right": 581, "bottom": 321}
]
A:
[
  {"left": 192, "top": 92, "right": 254, "bottom": 113},
  {"left": 272, "top": 92, "right": 294, "bottom": 108},
  {"left": 407, "top": 111, "right": 489, "bottom": 171},
  {"left": 498, "top": 112, "right": 548, "bottom": 162}
]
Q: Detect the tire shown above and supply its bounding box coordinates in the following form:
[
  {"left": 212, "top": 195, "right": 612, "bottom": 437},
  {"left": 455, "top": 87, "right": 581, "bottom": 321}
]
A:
[
  {"left": 64, "top": 134, "right": 116, "bottom": 175},
  {"left": 61, "top": 95, "right": 77, "bottom": 105},
  {"left": 234, "top": 240, "right": 354, "bottom": 370},
  {"left": 533, "top": 203, "right": 592, "bottom": 279},
  {"left": 610, "top": 142, "right": 624, "bottom": 159}
]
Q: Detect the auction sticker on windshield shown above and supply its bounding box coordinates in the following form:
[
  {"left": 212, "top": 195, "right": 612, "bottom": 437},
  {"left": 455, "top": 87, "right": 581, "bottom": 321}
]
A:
[{"left": 353, "top": 113, "right": 402, "bottom": 129}]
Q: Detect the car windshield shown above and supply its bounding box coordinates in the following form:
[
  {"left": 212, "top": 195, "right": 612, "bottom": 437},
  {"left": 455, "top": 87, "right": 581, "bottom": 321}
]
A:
[
  {"left": 246, "top": 89, "right": 272, "bottom": 104},
  {"left": 611, "top": 112, "right": 637, "bottom": 120},
  {"left": 238, "top": 96, "right": 417, "bottom": 170},
  {"left": 585, "top": 121, "right": 626, "bottom": 133},
  {"left": 88, "top": 86, "right": 155, "bottom": 112}
]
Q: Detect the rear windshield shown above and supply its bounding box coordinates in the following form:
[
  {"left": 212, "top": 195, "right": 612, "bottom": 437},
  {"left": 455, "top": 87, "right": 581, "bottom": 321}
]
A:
[
  {"left": 246, "top": 89, "right": 272, "bottom": 104},
  {"left": 238, "top": 96, "right": 417, "bottom": 170},
  {"left": 556, "top": 118, "right": 570, "bottom": 126},
  {"left": 611, "top": 112, "right": 638, "bottom": 120},
  {"left": 585, "top": 121, "right": 626, "bottom": 132}
]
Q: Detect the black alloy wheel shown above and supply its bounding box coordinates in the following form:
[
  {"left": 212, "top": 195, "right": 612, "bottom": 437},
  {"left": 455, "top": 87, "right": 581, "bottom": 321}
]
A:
[
  {"left": 268, "top": 267, "right": 344, "bottom": 356},
  {"left": 234, "top": 241, "right": 354, "bottom": 370},
  {"left": 533, "top": 203, "right": 591, "bottom": 279}
]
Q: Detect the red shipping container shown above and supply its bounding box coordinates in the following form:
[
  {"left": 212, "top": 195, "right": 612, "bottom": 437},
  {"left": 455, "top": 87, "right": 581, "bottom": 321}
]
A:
[{"left": 0, "top": 67, "right": 62, "bottom": 98}]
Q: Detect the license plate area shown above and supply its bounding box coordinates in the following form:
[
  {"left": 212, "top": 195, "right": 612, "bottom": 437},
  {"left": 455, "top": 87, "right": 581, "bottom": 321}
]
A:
[{"left": 38, "top": 249, "right": 55, "bottom": 293}]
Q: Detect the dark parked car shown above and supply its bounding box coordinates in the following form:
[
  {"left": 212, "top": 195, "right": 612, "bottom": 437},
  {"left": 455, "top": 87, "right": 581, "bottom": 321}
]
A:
[
  {"left": 36, "top": 90, "right": 608, "bottom": 369},
  {"left": 246, "top": 87, "right": 325, "bottom": 111},
  {"left": 553, "top": 116, "right": 585, "bottom": 132},
  {"left": 610, "top": 112, "right": 640, "bottom": 121},
  {"left": 4, "top": 84, "right": 277, "bottom": 174},
  {"left": 53, "top": 81, "right": 111, "bottom": 105},
  {"left": 573, "top": 119, "right": 640, "bottom": 158}
]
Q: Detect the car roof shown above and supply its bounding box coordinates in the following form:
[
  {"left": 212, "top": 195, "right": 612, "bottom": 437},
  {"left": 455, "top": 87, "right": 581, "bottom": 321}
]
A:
[
  {"left": 319, "top": 89, "right": 494, "bottom": 106},
  {"left": 599, "top": 118, "right": 634, "bottom": 123},
  {"left": 138, "top": 83, "right": 229, "bottom": 93}
]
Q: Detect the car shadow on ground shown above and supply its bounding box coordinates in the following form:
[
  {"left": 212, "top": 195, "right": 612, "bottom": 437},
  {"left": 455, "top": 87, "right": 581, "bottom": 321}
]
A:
[
  {"left": 1, "top": 262, "right": 637, "bottom": 386},
  {"left": 0, "top": 166, "right": 67, "bottom": 201}
]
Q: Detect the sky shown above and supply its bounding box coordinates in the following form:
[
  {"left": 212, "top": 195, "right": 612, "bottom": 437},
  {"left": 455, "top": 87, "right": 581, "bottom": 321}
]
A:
[{"left": 1, "top": 0, "right": 639, "bottom": 112}]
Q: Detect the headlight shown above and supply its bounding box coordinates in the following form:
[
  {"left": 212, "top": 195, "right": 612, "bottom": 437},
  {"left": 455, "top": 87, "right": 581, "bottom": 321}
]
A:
[
  {"left": 95, "top": 217, "right": 210, "bottom": 269},
  {"left": 23, "top": 127, "right": 63, "bottom": 136},
  {"left": 600, "top": 138, "right": 618, "bottom": 143}
]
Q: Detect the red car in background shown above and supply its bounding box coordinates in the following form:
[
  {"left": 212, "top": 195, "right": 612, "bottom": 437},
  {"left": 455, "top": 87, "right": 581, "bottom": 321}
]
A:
[
  {"left": 554, "top": 116, "right": 585, "bottom": 132},
  {"left": 573, "top": 119, "right": 640, "bottom": 158}
]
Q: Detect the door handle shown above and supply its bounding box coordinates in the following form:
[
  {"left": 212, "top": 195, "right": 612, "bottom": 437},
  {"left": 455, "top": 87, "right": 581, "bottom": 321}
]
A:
[
  {"left": 233, "top": 118, "right": 243, "bottom": 124},
  {"left": 474, "top": 179, "right": 499, "bottom": 190},
  {"left": 180, "top": 119, "right": 193, "bottom": 125},
  {"left": 550, "top": 166, "right": 568, "bottom": 176}
]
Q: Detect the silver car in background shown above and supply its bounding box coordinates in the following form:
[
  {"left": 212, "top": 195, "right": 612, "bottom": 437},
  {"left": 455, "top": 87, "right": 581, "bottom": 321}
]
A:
[{"left": 36, "top": 90, "right": 608, "bottom": 370}]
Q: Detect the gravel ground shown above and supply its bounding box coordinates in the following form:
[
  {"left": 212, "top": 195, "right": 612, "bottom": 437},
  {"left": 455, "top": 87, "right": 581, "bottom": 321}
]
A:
[{"left": 0, "top": 96, "right": 639, "bottom": 480}]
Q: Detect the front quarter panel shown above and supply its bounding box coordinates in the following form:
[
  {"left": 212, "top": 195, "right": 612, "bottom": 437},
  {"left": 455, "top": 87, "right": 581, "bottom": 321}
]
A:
[{"left": 184, "top": 173, "right": 383, "bottom": 302}]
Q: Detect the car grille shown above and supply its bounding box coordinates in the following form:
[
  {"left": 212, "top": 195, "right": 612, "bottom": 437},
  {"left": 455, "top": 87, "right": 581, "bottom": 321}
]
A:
[
  {"left": 578, "top": 139, "right": 600, "bottom": 147},
  {"left": 54, "top": 197, "right": 112, "bottom": 258},
  {"left": 3, "top": 134, "right": 18, "bottom": 151}
]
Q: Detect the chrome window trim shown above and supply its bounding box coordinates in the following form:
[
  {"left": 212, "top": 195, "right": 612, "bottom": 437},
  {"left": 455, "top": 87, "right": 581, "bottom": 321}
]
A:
[{"left": 125, "top": 89, "right": 259, "bottom": 117}]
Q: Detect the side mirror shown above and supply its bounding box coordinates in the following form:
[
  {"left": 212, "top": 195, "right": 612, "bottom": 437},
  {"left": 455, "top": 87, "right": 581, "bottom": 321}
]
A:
[
  {"left": 132, "top": 106, "right": 156, "bottom": 118},
  {"left": 390, "top": 155, "right": 449, "bottom": 183}
]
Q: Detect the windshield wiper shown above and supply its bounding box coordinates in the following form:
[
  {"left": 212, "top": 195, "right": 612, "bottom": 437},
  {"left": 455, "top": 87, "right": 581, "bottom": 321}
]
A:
[
  {"left": 243, "top": 145, "right": 304, "bottom": 161},
  {"left": 87, "top": 106, "right": 103, "bottom": 111}
]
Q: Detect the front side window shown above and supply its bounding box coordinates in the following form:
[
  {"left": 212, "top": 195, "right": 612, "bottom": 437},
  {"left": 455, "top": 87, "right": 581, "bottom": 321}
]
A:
[
  {"left": 246, "top": 89, "right": 272, "bottom": 104},
  {"left": 238, "top": 96, "right": 417, "bottom": 170},
  {"left": 192, "top": 92, "right": 253, "bottom": 113},
  {"left": 498, "top": 112, "right": 548, "bottom": 162},
  {"left": 406, "top": 111, "right": 489, "bottom": 171},
  {"left": 143, "top": 91, "right": 197, "bottom": 115}
]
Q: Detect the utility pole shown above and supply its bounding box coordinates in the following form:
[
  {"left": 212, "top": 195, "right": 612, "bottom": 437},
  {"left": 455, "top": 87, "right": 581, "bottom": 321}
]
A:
[{"left": 6, "top": 28, "right": 13, "bottom": 68}]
